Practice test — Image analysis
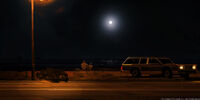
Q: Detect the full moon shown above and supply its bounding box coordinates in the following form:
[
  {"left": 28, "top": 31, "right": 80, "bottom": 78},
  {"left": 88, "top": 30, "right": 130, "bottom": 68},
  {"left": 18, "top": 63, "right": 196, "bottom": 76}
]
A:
[
  {"left": 101, "top": 14, "right": 121, "bottom": 33},
  {"left": 109, "top": 20, "right": 113, "bottom": 25}
]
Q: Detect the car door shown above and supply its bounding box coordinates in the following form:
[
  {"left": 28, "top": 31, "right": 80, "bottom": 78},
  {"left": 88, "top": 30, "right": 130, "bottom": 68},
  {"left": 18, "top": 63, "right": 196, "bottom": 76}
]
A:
[
  {"left": 123, "top": 58, "right": 139, "bottom": 70},
  {"left": 147, "top": 58, "right": 162, "bottom": 74},
  {"left": 139, "top": 58, "right": 148, "bottom": 71}
]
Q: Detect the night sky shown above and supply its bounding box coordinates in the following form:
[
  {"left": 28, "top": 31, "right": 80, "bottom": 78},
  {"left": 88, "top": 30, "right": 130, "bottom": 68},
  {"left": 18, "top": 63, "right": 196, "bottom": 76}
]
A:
[{"left": 0, "top": 0, "right": 200, "bottom": 60}]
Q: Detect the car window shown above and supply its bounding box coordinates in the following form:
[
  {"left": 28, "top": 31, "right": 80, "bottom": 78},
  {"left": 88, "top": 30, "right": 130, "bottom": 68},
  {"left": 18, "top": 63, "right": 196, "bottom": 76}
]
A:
[
  {"left": 124, "top": 59, "right": 139, "bottom": 64},
  {"left": 159, "top": 59, "right": 173, "bottom": 64},
  {"left": 149, "top": 59, "right": 160, "bottom": 64},
  {"left": 140, "top": 58, "right": 147, "bottom": 64}
]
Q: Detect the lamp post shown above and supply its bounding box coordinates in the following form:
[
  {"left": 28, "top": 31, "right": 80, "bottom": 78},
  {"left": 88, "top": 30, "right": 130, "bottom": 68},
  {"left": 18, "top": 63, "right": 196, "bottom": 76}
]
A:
[
  {"left": 30, "top": 0, "right": 52, "bottom": 80},
  {"left": 31, "top": 0, "right": 35, "bottom": 80}
]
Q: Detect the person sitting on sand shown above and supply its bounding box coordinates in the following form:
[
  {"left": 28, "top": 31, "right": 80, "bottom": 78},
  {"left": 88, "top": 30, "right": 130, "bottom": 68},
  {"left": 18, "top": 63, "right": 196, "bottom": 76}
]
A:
[
  {"left": 81, "top": 60, "right": 88, "bottom": 71},
  {"left": 88, "top": 63, "right": 93, "bottom": 71}
]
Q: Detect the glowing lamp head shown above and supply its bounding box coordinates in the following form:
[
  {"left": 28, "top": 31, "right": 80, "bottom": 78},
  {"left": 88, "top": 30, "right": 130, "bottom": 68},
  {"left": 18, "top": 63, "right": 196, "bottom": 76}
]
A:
[{"left": 30, "top": 0, "right": 54, "bottom": 5}]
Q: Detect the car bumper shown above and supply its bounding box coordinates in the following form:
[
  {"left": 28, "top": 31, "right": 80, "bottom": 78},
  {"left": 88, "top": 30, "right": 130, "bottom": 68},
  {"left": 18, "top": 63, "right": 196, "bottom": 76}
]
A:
[{"left": 178, "top": 70, "right": 197, "bottom": 74}]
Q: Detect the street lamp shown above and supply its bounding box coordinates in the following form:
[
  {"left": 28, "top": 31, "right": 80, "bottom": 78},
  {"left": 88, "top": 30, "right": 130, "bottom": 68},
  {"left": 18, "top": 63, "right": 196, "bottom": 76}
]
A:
[
  {"left": 31, "top": 0, "right": 35, "bottom": 80},
  {"left": 30, "top": 0, "right": 52, "bottom": 80}
]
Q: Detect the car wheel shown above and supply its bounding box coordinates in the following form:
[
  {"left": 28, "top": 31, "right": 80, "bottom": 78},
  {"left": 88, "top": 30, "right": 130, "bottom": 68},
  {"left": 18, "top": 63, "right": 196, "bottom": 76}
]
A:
[
  {"left": 163, "top": 69, "right": 172, "bottom": 79},
  {"left": 130, "top": 69, "right": 140, "bottom": 78}
]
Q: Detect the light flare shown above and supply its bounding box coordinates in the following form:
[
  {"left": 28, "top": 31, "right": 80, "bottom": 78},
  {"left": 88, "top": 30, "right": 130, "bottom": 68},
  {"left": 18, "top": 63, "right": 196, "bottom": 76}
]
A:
[{"left": 29, "top": 0, "right": 54, "bottom": 5}]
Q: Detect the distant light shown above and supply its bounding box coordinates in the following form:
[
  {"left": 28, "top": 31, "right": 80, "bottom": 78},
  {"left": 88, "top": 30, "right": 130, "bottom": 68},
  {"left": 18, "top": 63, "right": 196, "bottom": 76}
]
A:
[
  {"left": 192, "top": 65, "right": 197, "bottom": 70},
  {"left": 40, "top": 0, "right": 44, "bottom": 1},
  {"left": 109, "top": 21, "right": 113, "bottom": 25},
  {"left": 100, "top": 12, "right": 123, "bottom": 35},
  {"left": 104, "top": 17, "right": 117, "bottom": 31},
  {"left": 179, "top": 65, "right": 184, "bottom": 70}
]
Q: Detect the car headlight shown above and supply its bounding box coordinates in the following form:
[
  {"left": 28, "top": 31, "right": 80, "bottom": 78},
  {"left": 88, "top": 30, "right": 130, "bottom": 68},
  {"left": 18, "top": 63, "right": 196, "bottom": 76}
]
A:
[
  {"left": 179, "top": 65, "right": 184, "bottom": 70},
  {"left": 192, "top": 65, "right": 197, "bottom": 70}
]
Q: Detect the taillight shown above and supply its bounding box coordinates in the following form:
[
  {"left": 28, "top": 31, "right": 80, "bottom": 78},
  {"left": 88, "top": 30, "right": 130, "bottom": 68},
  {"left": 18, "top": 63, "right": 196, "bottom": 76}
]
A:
[{"left": 121, "top": 66, "right": 123, "bottom": 71}]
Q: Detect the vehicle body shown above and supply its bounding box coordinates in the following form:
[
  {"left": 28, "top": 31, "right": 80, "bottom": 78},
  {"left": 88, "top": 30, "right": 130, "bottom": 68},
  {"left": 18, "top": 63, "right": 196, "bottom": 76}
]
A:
[
  {"left": 38, "top": 68, "right": 69, "bottom": 82},
  {"left": 121, "top": 57, "right": 198, "bottom": 79}
]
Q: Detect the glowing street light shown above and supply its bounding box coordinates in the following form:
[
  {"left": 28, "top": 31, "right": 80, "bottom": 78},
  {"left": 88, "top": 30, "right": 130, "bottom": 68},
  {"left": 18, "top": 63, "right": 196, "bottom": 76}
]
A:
[{"left": 33, "top": 0, "right": 54, "bottom": 5}]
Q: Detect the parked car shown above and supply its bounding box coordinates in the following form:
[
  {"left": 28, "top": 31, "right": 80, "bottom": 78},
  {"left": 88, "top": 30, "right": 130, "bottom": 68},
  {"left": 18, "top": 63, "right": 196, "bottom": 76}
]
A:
[
  {"left": 121, "top": 57, "right": 198, "bottom": 79},
  {"left": 38, "top": 68, "right": 69, "bottom": 82}
]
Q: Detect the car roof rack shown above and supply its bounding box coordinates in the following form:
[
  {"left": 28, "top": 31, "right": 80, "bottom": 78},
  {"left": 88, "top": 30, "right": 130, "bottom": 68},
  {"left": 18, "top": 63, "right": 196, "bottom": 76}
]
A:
[{"left": 127, "top": 57, "right": 170, "bottom": 59}]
